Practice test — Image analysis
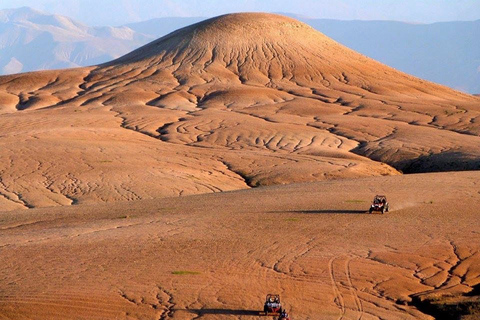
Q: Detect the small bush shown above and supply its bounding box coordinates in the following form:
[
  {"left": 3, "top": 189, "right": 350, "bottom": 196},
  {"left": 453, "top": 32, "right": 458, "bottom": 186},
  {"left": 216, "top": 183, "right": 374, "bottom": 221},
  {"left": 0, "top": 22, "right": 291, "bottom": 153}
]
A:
[
  {"left": 171, "top": 270, "right": 200, "bottom": 275},
  {"left": 285, "top": 218, "right": 300, "bottom": 222}
]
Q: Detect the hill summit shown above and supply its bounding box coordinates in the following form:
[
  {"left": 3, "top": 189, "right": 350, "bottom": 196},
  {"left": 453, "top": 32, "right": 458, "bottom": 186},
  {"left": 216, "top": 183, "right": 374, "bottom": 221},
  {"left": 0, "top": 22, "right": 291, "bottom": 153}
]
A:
[
  {"left": 110, "top": 13, "right": 394, "bottom": 87},
  {"left": 98, "top": 12, "right": 470, "bottom": 99},
  {"left": 117, "top": 13, "right": 333, "bottom": 62}
]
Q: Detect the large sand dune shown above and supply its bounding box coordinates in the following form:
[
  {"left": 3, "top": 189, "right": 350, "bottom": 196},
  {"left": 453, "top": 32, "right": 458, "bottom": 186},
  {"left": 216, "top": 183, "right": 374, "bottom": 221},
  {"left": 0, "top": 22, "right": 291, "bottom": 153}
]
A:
[
  {"left": 0, "top": 13, "right": 479, "bottom": 210},
  {"left": 0, "top": 12, "right": 479, "bottom": 319}
]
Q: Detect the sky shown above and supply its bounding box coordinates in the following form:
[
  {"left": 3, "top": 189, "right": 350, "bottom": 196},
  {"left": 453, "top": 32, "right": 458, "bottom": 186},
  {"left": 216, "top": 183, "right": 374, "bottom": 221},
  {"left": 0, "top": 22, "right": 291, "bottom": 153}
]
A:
[{"left": 1, "top": 0, "right": 479, "bottom": 26}]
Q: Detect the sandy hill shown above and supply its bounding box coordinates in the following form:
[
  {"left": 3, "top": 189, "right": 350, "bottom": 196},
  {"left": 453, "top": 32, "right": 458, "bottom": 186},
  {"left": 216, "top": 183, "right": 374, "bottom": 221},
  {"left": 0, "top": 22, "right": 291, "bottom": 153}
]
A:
[
  {"left": 0, "top": 12, "right": 479, "bottom": 211},
  {"left": 2, "top": 8, "right": 478, "bottom": 94},
  {"left": 127, "top": 15, "right": 480, "bottom": 94}
]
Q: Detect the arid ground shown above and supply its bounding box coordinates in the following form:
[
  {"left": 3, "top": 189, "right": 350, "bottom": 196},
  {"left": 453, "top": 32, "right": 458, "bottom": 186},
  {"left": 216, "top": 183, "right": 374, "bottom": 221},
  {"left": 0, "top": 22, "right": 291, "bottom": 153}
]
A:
[{"left": 0, "top": 13, "right": 479, "bottom": 319}]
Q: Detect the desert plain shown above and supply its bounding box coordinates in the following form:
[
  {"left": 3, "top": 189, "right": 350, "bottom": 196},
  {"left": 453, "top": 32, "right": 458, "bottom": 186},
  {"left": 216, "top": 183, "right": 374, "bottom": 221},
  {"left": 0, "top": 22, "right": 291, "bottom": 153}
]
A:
[{"left": 0, "top": 13, "right": 479, "bottom": 319}]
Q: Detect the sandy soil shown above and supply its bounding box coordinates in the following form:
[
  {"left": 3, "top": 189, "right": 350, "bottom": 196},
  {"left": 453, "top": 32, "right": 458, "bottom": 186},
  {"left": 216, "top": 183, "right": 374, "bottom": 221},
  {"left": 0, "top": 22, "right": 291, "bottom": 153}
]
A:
[
  {"left": 0, "top": 171, "right": 479, "bottom": 319},
  {"left": 0, "top": 13, "right": 479, "bottom": 319}
]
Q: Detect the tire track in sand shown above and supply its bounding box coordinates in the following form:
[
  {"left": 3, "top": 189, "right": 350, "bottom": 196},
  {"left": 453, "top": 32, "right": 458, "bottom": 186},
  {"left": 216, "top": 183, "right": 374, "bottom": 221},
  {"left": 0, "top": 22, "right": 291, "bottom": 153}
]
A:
[
  {"left": 329, "top": 255, "right": 364, "bottom": 320},
  {"left": 346, "top": 257, "right": 364, "bottom": 320},
  {"left": 329, "top": 256, "right": 346, "bottom": 319}
]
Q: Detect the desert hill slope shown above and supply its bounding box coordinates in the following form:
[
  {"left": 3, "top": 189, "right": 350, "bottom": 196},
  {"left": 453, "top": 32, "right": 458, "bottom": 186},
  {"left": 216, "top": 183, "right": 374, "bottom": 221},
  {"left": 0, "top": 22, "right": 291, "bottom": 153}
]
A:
[
  {"left": 0, "top": 13, "right": 479, "bottom": 210},
  {"left": 2, "top": 7, "right": 478, "bottom": 95},
  {"left": 127, "top": 15, "right": 480, "bottom": 94},
  {"left": 0, "top": 171, "right": 479, "bottom": 319}
]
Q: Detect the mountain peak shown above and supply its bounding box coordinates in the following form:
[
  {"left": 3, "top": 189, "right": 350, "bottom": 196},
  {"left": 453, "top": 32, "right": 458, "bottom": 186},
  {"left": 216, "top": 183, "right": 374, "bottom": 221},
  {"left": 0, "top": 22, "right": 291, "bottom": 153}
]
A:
[
  {"left": 179, "top": 12, "right": 331, "bottom": 51},
  {"left": 111, "top": 12, "right": 345, "bottom": 76},
  {"left": 0, "top": 6, "right": 42, "bottom": 22},
  {"left": 188, "top": 12, "right": 315, "bottom": 38}
]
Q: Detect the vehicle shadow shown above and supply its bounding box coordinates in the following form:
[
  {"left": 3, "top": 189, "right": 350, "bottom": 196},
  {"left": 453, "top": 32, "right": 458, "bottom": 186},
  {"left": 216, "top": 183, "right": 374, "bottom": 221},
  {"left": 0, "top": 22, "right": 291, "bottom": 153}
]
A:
[
  {"left": 275, "top": 210, "right": 368, "bottom": 214},
  {"left": 183, "top": 308, "right": 260, "bottom": 316}
]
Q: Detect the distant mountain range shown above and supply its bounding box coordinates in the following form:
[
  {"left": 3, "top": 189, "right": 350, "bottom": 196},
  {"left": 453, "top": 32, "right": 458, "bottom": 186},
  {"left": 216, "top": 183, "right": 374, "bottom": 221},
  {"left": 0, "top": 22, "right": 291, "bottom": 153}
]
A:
[
  {"left": 0, "top": 7, "right": 152, "bottom": 74},
  {"left": 0, "top": 7, "right": 479, "bottom": 93}
]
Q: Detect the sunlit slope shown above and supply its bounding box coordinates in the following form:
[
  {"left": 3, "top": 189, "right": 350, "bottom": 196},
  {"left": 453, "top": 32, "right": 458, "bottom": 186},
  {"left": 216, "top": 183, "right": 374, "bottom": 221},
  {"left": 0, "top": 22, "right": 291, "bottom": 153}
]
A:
[{"left": 0, "top": 13, "right": 479, "bottom": 210}]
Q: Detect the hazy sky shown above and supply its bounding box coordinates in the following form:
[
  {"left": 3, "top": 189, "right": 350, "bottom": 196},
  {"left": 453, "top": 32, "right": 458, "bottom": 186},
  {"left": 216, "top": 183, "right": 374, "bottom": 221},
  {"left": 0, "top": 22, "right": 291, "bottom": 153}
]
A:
[{"left": 1, "top": 0, "right": 479, "bottom": 26}]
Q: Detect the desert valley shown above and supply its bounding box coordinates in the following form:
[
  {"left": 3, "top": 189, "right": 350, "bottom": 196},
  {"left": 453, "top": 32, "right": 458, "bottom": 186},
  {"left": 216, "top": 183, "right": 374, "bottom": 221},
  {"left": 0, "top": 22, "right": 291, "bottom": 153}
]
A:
[{"left": 0, "top": 13, "right": 479, "bottom": 319}]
